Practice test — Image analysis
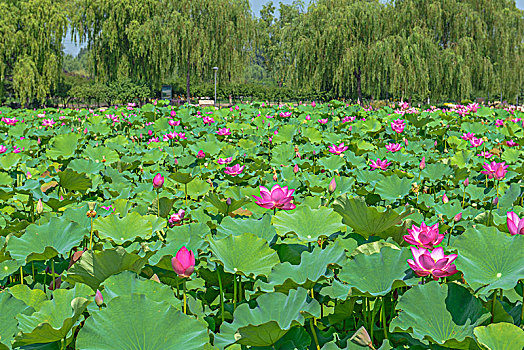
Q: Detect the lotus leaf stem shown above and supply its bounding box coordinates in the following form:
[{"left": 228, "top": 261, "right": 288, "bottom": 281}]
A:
[
  {"left": 183, "top": 280, "right": 187, "bottom": 314},
  {"left": 233, "top": 273, "right": 237, "bottom": 311},
  {"left": 370, "top": 298, "right": 376, "bottom": 345},
  {"left": 310, "top": 318, "right": 320, "bottom": 350},
  {"left": 51, "top": 258, "right": 55, "bottom": 290},
  {"left": 217, "top": 268, "right": 225, "bottom": 323},
  {"left": 382, "top": 297, "right": 388, "bottom": 340},
  {"left": 490, "top": 289, "right": 497, "bottom": 323},
  {"left": 20, "top": 266, "right": 23, "bottom": 285}
]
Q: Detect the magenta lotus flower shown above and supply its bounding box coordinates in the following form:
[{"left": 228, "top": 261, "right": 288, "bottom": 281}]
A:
[
  {"left": 217, "top": 128, "right": 231, "bottom": 136},
  {"left": 328, "top": 143, "right": 348, "bottom": 155},
  {"left": 169, "top": 209, "right": 185, "bottom": 226},
  {"left": 385, "top": 143, "right": 402, "bottom": 152},
  {"left": 197, "top": 150, "right": 205, "bottom": 159},
  {"left": 369, "top": 158, "right": 390, "bottom": 171},
  {"left": 171, "top": 246, "right": 195, "bottom": 278},
  {"left": 318, "top": 119, "right": 328, "bottom": 124},
  {"left": 461, "top": 133, "right": 475, "bottom": 141},
  {"left": 203, "top": 116, "right": 215, "bottom": 124},
  {"left": 0, "top": 145, "right": 6, "bottom": 154},
  {"left": 279, "top": 111, "right": 292, "bottom": 118},
  {"left": 217, "top": 157, "right": 233, "bottom": 165},
  {"left": 152, "top": 173, "right": 164, "bottom": 189},
  {"left": 224, "top": 164, "right": 245, "bottom": 176},
  {"left": 170, "top": 110, "right": 176, "bottom": 117},
  {"left": 42, "top": 119, "right": 55, "bottom": 127},
  {"left": 305, "top": 115, "right": 311, "bottom": 121},
  {"left": 419, "top": 156, "right": 426, "bottom": 170},
  {"left": 481, "top": 161, "right": 508, "bottom": 180},
  {"left": 391, "top": 119, "right": 405, "bottom": 133},
  {"left": 464, "top": 177, "right": 469, "bottom": 187},
  {"left": 168, "top": 119, "right": 180, "bottom": 126},
  {"left": 442, "top": 194, "right": 449, "bottom": 203},
  {"left": 506, "top": 140, "right": 518, "bottom": 147},
  {"left": 311, "top": 101, "right": 316, "bottom": 107},
  {"left": 163, "top": 132, "right": 178, "bottom": 141},
  {"left": 407, "top": 247, "right": 458, "bottom": 280},
  {"left": 95, "top": 290, "right": 104, "bottom": 307},
  {"left": 12, "top": 146, "right": 23, "bottom": 153},
  {"left": 477, "top": 151, "right": 493, "bottom": 158},
  {"left": 252, "top": 184, "right": 296, "bottom": 210},
  {"left": 469, "top": 137, "right": 484, "bottom": 148},
  {"left": 454, "top": 212, "right": 462, "bottom": 222},
  {"left": 495, "top": 119, "right": 504, "bottom": 127},
  {"left": 403, "top": 222, "right": 444, "bottom": 249},
  {"left": 1, "top": 117, "right": 19, "bottom": 126},
  {"left": 507, "top": 211, "right": 524, "bottom": 235}
]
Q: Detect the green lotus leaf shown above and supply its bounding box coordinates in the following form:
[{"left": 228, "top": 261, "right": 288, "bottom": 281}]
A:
[
  {"left": 206, "top": 193, "right": 250, "bottom": 216},
  {"left": 46, "top": 133, "right": 80, "bottom": 160},
  {"left": 421, "top": 162, "right": 453, "bottom": 181},
  {"left": 65, "top": 247, "right": 153, "bottom": 291},
  {"left": 216, "top": 214, "right": 276, "bottom": 242},
  {"left": 318, "top": 156, "right": 345, "bottom": 172},
  {"left": 0, "top": 292, "right": 29, "bottom": 349},
  {"left": 93, "top": 211, "right": 153, "bottom": 244},
  {"left": 7, "top": 217, "right": 86, "bottom": 263},
  {"left": 268, "top": 242, "right": 346, "bottom": 291},
  {"left": 390, "top": 282, "right": 490, "bottom": 349},
  {"left": 102, "top": 271, "right": 181, "bottom": 308},
  {"left": 338, "top": 247, "right": 416, "bottom": 296},
  {"left": 208, "top": 232, "right": 280, "bottom": 278},
  {"left": 76, "top": 294, "right": 209, "bottom": 350},
  {"left": 453, "top": 225, "right": 524, "bottom": 293},
  {"left": 58, "top": 169, "right": 92, "bottom": 192},
  {"left": 333, "top": 196, "right": 411, "bottom": 239},
  {"left": 14, "top": 284, "right": 92, "bottom": 347},
  {"left": 0, "top": 259, "right": 20, "bottom": 279},
  {"left": 272, "top": 205, "right": 344, "bottom": 242},
  {"left": 215, "top": 288, "right": 320, "bottom": 348},
  {"left": 150, "top": 223, "right": 209, "bottom": 268},
  {"left": 0, "top": 153, "right": 21, "bottom": 170},
  {"left": 473, "top": 323, "right": 524, "bottom": 350},
  {"left": 350, "top": 241, "right": 400, "bottom": 257},
  {"left": 187, "top": 178, "right": 210, "bottom": 198},
  {"left": 68, "top": 159, "right": 104, "bottom": 174},
  {"left": 170, "top": 172, "right": 194, "bottom": 184},
  {"left": 374, "top": 175, "right": 413, "bottom": 202},
  {"left": 9, "top": 284, "right": 47, "bottom": 310}
]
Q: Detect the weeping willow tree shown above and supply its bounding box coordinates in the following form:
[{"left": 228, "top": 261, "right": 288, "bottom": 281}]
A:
[
  {"left": 69, "top": 0, "right": 254, "bottom": 101},
  {"left": 0, "top": 0, "right": 67, "bottom": 105}
]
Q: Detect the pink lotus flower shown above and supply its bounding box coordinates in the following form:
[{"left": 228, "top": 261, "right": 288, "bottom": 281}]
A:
[
  {"left": 279, "top": 112, "right": 292, "bottom": 118},
  {"left": 224, "top": 164, "right": 245, "bottom": 176},
  {"left": 178, "top": 133, "right": 187, "bottom": 140},
  {"left": 171, "top": 246, "right": 195, "bottom": 278},
  {"left": 217, "top": 157, "right": 233, "bottom": 165},
  {"left": 217, "top": 128, "right": 231, "bottom": 136},
  {"left": 469, "top": 137, "right": 484, "bottom": 148},
  {"left": 328, "top": 143, "right": 348, "bottom": 155},
  {"left": 169, "top": 209, "right": 185, "bottom": 226},
  {"left": 12, "top": 146, "right": 23, "bottom": 153},
  {"left": 252, "top": 184, "right": 296, "bottom": 210},
  {"left": 507, "top": 211, "right": 524, "bottom": 235},
  {"left": 442, "top": 194, "right": 449, "bottom": 203},
  {"left": 477, "top": 151, "right": 493, "bottom": 158},
  {"left": 408, "top": 247, "right": 458, "bottom": 280},
  {"left": 293, "top": 164, "right": 299, "bottom": 173},
  {"left": 369, "top": 158, "right": 390, "bottom": 171},
  {"left": 203, "top": 116, "right": 215, "bottom": 124},
  {"left": 385, "top": 143, "right": 402, "bottom": 152},
  {"left": 464, "top": 177, "right": 469, "bottom": 187},
  {"left": 42, "top": 119, "right": 55, "bottom": 127},
  {"left": 196, "top": 150, "right": 205, "bottom": 159},
  {"left": 342, "top": 116, "right": 356, "bottom": 123},
  {"left": 328, "top": 178, "right": 336, "bottom": 193},
  {"left": 163, "top": 132, "right": 178, "bottom": 141},
  {"left": 1, "top": 117, "right": 19, "bottom": 126},
  {"left": 152, "top": 173, "right": 164, "bottom": 189},
  {"left": 318, "top": 119, "right": 328, "bottom": 124},
  {"left": 0, "top": 145, "right": 6, "bottom": 154},
  {"left": 391, "top": 119, "right": 405, "bottom": 133},
  {"left": 170, "top": 110, "right": 176, "bottom": 117},
  {"left": 506, "top": 140, "right": 518, "bottom": 147},
  {"left": 305, "top": 115, "right": 311, "bottom": 121},
  {"left": 403, "top": 222, "right": 444, "bottom": 249},
  {"left": 311, "top": 101, "right": 316, "bottom": 107},
  {"left": 495, "top": 119, "right": 504, "bottom": 127},
  {"left": 481, "top": 161, "right": 508, "bottom": 180},
  {"left": 168, "top": 119, "right": 180, "bottom": 126},
  {"left": 95, "top": 290, "right": 104, "bottom": 307},
  {"left": 461, "top": 133, "right": 475, "bottom": 141}
]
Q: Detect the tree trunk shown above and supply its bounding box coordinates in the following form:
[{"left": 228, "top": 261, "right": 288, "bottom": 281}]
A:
[
  {"left": 353, "top": 68, "right": 362, "bottom": 105},
  {"left": 186, "top": 50, "right": 191, "bottom": 104}
]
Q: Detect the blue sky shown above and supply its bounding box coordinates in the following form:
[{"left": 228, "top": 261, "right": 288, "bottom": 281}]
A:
[{"left": 64, "top": 0, "right": 524, "bottom": 55}]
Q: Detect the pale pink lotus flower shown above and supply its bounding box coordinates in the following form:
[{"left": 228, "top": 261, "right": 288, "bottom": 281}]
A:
[
  {"left": 42, "top": 119, "right": 55, "bottom": 127},
  {"left": 342, "top": 116, "right": 356, "bottom": 123},
  {"left": 293, "top": 164, "right": 299, "bottom": 173},
  {"left": 317, "top": 119, "right": 328, "bottom": 124},
  {"left": 171, "top": 246, "right": 195, "bottom": 278},
  {"left": 328, "top": 143, "right": 348, "bottom": 155},
  {"left": 419, "top": 156, "right": 426, "bottom": 170},
  {"left": 385, "top": 143, "right": 402, "bottom": 152},
  {"left": 461, "top": 133, "right": 475, "bottom": 140},
  {"left": 217, "top": 128, "right": 231, "bottom": 136},
  {"left": 369, "top": 158, "right": 390, "bottom": 171},
  {"left": 442, "top": 194, "right": 449, "bottom": 203},
  {"left": 507, "top": 211, "right": 524, "bottom": 235},
  {"left": 169, "top": 209, "right": 185, "bottom": 226},
  {"left": 279, "top": 112, "right": 292, "bottom": 118},
  {"left": 477, "top": 151, "right": 493, "bottom": 158},
  {"left": 217, "top": 157, "right": 233, "bottom": 165},
  {"left": 407, "top": 247, "right": 458, "bottom": 280},
  {"left": 224, "top": 164, "right": 245, "bottom": 176},
  {"left": 481, "top": 161, "right": 508, "bottom": 180},
  {"left": 252, "top": 184, "right": 296, "bottom": 210},
  {"left": 469, "top": 137, "right": 484, "bottom": 148},
  {"left": 168, "top": 119, "right": 180, "bottom": 126},
  {"left": 495, "top": 119, "right": 504, "bottom": 127}
]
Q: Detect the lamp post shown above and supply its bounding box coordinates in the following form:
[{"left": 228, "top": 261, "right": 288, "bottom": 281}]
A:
[{"left": 213, "top": 66, "right": 218, "bottom": 108}]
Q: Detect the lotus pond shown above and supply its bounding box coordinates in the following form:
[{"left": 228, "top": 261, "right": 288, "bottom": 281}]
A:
[{"left": 0, "top": 101, "right": 523, "bottom": 349}]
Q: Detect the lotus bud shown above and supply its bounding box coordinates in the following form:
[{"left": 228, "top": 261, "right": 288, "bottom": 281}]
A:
[
  {"left": 226, "top": 197, "right": 232, "bottom": 206},
  {"left": 419, "top": 156, "right": 426, "bottom": 170},
  {"left": 350, "top": 326, "right": 373, "bottom": 349},
  {"left": 152, "top": 173, "right": 164, "bottom": 189},
  {"left": 293, "top": 164, "right": 299, "bottom": 173},
  {"left": 464, "top": 177, "right": 469, "bottom": 187},
  {"left": 36, "top": 199, "right": 43, "bottom": 214},
  {"left": 328, "top": 178, "right": 337, "bottom": 193},
  {"left": 492, "top": 197, "right": 498, "bottom": 206},
  {"left": 442, "top": 194, "right": 449, "bottom": 203},
  {"left": 95, "top": 289, "right": 104, "bottom": 307},
  {"left": 454, "top": 212, "right": 462, "bottom": 222}
]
